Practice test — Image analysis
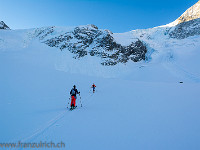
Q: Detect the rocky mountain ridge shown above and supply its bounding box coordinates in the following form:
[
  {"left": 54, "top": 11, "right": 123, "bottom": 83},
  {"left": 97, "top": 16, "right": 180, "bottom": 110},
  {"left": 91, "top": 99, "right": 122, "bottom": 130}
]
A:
[
  {"left": 0, "top": 21, "right": 10, "bottom": 30},
  {"left": 168, "top": 1, "right": 200, "bottom": 39},
  {"left": 33, "top": 25, "right": 147, "bottom": 66},
  {"left": 1, "top": 1, "right": 200, "bottom": 66}
]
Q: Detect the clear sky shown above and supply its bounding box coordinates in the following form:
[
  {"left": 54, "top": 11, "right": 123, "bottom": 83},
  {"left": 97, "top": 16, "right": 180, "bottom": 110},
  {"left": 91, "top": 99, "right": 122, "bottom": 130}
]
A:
[{"left": 0, "top": 0, "right": 198, "bottom": 33}]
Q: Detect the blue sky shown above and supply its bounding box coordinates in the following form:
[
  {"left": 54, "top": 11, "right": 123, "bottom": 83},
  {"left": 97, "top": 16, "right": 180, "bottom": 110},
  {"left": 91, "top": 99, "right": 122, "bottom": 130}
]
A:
[{"left": 0, "top": 0, "right": 198, "bottom": 32}]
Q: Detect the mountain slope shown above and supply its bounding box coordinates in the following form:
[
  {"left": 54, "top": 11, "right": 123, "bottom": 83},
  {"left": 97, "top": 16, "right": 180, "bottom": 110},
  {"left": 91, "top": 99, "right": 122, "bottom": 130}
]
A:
[{"left": 23, "top": 1, "right": 200, "bottom": 67}]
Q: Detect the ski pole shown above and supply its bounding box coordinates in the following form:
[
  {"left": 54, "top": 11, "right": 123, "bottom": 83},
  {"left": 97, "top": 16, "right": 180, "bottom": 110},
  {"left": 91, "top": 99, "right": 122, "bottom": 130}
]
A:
[
  {"left": 79, "top": 94, "right": 82, "bottom": 107},
  {"left": 67, "top": 97, "right": 70, "bottom": 108}
]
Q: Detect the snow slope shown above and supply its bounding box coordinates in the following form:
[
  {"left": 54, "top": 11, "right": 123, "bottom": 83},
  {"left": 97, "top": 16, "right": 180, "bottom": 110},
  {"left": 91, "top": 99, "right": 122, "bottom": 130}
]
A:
[{"left": 1, "top": 24, "right": 200, "bottom": 150}]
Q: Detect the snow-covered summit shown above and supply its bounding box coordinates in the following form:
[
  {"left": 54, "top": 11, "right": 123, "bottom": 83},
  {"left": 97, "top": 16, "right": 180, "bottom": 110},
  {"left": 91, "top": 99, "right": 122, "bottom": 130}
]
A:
[
  {"left": 0, "top": 21, "right": 10, "bottom": 30},
  {"left": 164, "top": 1, "right": 200, "bottom": 39},
  {"left": 167, "top": 0, "right": 200, "bottom": 27},
  {"left": 175, "top": 0, "right": 200, "bottom": 25}
]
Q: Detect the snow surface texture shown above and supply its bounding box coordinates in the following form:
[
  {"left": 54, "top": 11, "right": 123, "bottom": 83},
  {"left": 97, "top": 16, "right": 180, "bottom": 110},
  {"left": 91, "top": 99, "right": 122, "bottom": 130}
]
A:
[{"left": 1, "top": 2, "right": 200, "bottom": 150}]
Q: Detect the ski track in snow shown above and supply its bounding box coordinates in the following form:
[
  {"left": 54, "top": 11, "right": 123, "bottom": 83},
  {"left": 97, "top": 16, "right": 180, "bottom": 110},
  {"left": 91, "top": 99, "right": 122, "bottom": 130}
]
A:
[
  {"left": 13, "top": 57, "right": 200, "bottom": 149},
  {"left": 17, "top": 111, "right": 67, "bottom": 149},
  {"left": 16, "top": 91, "right": 96, "bottom": 149}
]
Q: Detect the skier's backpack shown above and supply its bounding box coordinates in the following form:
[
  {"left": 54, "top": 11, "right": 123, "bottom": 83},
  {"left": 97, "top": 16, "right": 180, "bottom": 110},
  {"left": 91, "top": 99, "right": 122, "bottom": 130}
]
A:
[{"left": 71, "top": 89, "right": 76, "bottom": 95}]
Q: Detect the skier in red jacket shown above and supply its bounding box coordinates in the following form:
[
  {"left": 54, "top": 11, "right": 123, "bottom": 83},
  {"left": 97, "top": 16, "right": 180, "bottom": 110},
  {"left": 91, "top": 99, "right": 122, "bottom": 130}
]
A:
[
  {"left": 70, "top": 85, "right": 80, "bottom": 110},
  {"left": 91, "top": 83, "right": 96, "bottom": 93}
]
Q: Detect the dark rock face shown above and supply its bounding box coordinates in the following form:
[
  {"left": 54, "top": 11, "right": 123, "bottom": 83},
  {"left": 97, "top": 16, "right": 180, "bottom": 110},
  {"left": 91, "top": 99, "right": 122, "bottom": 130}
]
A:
[
  {"left": 93, "top": 34, "right": 147, "bottom": 65},
  {"left": 0, "top": 21, "right": 10, "bottom": 30},
  {"left": 35, "top": 24, "right": 147, "bottom": 66},
  {"left": 169, "top": 18, "right": 200, "bottom": 39}
]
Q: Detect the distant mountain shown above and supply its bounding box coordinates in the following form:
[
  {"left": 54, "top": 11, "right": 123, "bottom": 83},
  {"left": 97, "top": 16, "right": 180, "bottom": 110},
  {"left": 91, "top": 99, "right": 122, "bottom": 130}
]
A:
[
  {"left": 31, "top": 1, "right": 200, "bottom": 65},
  {"left": 168, "top": 1, "right": 200, "bottom": 39},
  {"left": 0, "top": 21, "right": 10, "bottom": 30},
  {"left": 174, "top": 0, "right": 200, "bottom": 25},
  {"left": 1, "top": 1, "right": 200, "bottom": 67}
]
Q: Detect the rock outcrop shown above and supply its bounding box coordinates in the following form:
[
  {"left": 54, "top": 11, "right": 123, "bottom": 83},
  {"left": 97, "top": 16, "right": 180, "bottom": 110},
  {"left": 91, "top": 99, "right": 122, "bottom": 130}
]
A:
[
  {"left": 169, "top": 18, "right": 200, "bottom": 39},
  {"left": 34, "top": 25, "right": 147, "bottom": 66},
  {"left": 0, "top": 21, "right": 10, "bottom": 30}
]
